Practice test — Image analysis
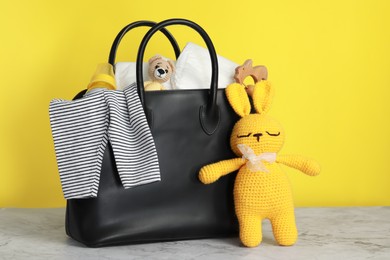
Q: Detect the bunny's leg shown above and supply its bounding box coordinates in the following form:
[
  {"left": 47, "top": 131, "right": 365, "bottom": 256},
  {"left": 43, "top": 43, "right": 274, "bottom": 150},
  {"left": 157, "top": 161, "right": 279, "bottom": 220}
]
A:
[
  {"left": 270, "top": 209, "right": 298, "bottom": 246},
  {"left": 237, "top": 213, "right": 263, "bottom": 247}
]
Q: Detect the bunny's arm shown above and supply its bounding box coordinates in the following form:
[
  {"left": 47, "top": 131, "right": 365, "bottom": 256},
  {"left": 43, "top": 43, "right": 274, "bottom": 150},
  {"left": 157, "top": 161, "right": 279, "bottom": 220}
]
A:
[
  {"left": 277, "top": 154, "right": 320, "bottom": 176},
  {"left": 199, "top": 158, "right": 245, "bottom": 184}
]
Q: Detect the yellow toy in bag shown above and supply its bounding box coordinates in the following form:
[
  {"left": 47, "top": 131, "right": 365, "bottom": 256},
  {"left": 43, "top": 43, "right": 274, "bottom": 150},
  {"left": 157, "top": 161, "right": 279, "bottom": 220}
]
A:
[
  {"left": 87, "top": 63, "right": 117, "bottom": 91},
  {"left": 198, "top": 68, "right": 320, "bottom": 247}
]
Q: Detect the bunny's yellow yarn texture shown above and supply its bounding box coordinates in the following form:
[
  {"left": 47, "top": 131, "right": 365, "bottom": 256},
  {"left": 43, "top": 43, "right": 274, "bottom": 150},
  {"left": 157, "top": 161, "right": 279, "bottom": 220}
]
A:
[{"left": 198, "top": 81, "right": 320, "bottom": 247}]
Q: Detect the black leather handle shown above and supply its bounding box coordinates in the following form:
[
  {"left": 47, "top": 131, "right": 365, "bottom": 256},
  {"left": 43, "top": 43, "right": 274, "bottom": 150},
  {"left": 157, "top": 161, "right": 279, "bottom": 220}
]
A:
[
  {"left": 136, "top": 19, "right": 220, "bottom": 135},
  {"left": 136, "top": 19, "right": 218, "bottom": 109},
  {"left": 108, "top": 20, "right": 181, "bottom": 67}
]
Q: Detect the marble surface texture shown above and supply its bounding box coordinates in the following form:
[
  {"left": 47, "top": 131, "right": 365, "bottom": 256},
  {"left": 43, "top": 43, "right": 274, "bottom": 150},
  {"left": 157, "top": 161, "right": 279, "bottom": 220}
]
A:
[{"left": 0, "top": 207, "right": 389, "bottom": 259}]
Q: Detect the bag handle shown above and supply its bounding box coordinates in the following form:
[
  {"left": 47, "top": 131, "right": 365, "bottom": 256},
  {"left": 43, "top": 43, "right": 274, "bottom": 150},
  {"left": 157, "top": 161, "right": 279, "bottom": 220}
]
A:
[
  {"left": 73, "top": 21, "right": 181, "bottom": 99},
  {"left": 108, "top": 20, "right": 181, "bottom": 68},
  {"left": 136, "top": 18, "right": 220, "bottom": 135}
]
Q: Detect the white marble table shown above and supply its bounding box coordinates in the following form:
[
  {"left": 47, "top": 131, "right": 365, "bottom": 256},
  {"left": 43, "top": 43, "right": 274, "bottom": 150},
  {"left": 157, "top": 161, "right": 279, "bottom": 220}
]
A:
[{"left": 0, "top": 207, "right": 389, "bottom": 259}]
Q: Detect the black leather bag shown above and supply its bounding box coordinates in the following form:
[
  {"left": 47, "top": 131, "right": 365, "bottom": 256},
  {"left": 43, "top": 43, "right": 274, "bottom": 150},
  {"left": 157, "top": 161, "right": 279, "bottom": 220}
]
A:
[{"left": 66, "top": 19, "right": 239, "bottom": 247}]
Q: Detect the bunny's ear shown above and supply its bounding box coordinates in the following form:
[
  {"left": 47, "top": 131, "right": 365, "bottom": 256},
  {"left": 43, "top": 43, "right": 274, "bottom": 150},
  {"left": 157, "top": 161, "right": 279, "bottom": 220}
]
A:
[
  {"left": 225, "top": 83, "right": 251, "bottom": 117},
  {"left": 252, "top": 80, "right": 274, "bottom": 114}
]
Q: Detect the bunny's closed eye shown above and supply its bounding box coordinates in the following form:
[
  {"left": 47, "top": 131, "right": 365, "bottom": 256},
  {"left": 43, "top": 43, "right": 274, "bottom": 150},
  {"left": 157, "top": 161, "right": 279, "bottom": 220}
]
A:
[
  {"left": 237, "top": 131, "right": 280, "bottom": 138},
  {"left": 237, "top": 133, "right": 252, "bottom": 138}
]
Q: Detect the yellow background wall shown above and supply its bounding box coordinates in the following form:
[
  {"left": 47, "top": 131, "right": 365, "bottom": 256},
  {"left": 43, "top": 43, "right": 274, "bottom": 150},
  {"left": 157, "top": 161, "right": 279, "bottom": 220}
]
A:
[{"left": 1, "top": 0, "right": 389, "bottom": 207}]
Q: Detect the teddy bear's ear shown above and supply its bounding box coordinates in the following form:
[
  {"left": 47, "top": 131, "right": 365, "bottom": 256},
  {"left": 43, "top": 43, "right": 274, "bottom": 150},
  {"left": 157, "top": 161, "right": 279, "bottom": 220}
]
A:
[
  {"left": 225, "top": 83, "right": 251, "bottom": 117},
  {"left": 149, "top": 55, "right": 162, "bottom": 64},
  {"left": 252, "top": 80, "right": 274, "bottom": 114},
  {"left": 167, "top": 60, "right": 175, "bottom": 73}
]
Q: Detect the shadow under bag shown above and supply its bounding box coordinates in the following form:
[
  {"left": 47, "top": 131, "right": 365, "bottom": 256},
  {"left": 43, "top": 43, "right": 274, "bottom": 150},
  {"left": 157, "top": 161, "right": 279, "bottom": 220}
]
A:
[{"left": 65, "top": 19, "right": 240, "bottom": 247}]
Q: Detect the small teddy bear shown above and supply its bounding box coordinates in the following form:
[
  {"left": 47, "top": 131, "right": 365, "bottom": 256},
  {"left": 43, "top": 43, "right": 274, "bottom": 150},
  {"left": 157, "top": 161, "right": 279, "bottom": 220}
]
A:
[
  {"left": 198, "top": 75, "right": 320, "bottom": 247},
  {"left": 144, "top": 55, "right": 175, "bottom": 91}
]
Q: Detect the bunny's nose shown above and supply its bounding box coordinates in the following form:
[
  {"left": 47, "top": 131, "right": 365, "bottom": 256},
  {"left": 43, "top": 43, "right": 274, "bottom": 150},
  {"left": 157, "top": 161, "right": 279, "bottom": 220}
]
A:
[{"left": 253, "top": 133, "right": 263, "bottom": 142}]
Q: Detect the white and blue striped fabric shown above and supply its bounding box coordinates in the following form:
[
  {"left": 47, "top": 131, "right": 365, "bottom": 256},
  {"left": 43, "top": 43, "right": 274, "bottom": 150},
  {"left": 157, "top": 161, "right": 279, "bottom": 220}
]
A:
[{"left": 49, "top": 84, "right": 161, "bottom": 199}]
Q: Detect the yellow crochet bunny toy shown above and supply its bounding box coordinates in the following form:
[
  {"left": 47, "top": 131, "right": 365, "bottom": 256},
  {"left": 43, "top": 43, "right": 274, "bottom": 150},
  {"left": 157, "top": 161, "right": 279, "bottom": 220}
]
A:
[{"left": 198, "top": 80, "right": 320, "bottom": 247}]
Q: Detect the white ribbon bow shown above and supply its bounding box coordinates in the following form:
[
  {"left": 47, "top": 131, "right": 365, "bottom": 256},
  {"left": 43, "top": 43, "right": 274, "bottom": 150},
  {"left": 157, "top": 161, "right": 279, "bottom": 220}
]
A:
[{"left": 237, "top": 144, "right": 276, "bottom": 173}]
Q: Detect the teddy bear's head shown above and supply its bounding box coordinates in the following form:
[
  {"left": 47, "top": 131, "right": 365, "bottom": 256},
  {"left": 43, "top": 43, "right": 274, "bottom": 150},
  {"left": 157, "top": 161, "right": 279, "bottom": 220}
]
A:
[{"left": 148, "top": 55, "right": 175, "bottom": 83}]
